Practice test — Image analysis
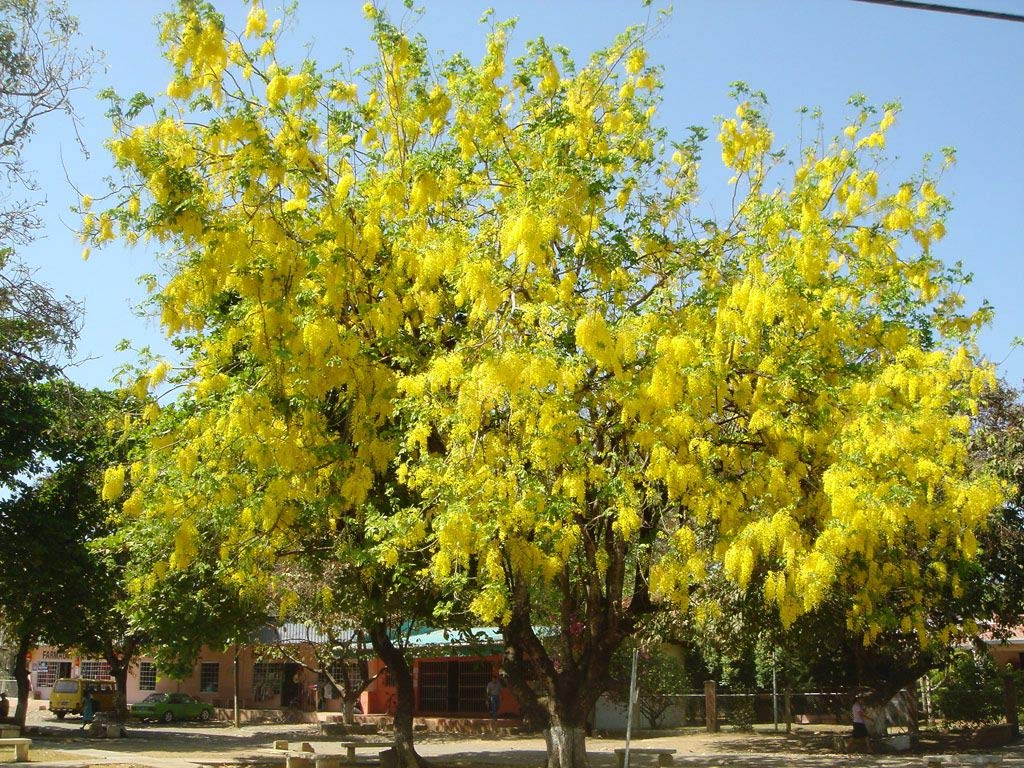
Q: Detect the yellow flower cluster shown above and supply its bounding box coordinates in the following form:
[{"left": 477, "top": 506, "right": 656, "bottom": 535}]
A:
[{"left": 88, "top": 3, "right": 1000, "bottom": 651}]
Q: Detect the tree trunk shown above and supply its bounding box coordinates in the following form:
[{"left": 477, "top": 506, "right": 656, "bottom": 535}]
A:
[
  {"left": 864, "top": 702, "right": 888, "bottom": 737},
  {"left": 368, "top": 624, "right": 427, "bottom": 768},
  {"left": 500, "top": 630, "right": 548, "bottom": 733},
  {"left": 545, "top": 720, "right": 589, "bottom": 768},
  {"left": 342, "top": 696, "right": 358, "bottom": 725},
  {"left": 104, "top": 639, "right": 140, "bottom": 722},
  {"left": 112, "top": 664, "right": 129, "bottom": 721},
  {"left": 495, "top": 487, "right": 655, "bottom": 768},
  {"left": 13, "top": 634, "right": 31, "bottom": 732},
  {"left": 105, "top": 657, "right": 130, "bottom": 722},
  {"left": 1004, "top": 676, "right": 1019, "bottom": 740},
  {"left": 500, "top": 588, "right": 617, "bottom": 768}
]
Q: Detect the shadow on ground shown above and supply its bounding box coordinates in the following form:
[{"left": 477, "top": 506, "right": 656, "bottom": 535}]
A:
[{"left": 27, "top": 722, "right": 323, "bottom": 756}]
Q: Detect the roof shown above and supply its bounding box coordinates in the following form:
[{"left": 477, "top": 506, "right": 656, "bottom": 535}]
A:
[
  {"left": 256, "top": 623, "right": 359, "bottom": 646},
  {"left": 254, "top": 624, "right": 506, "bottom": 655},
  {"left": 406, "top": 628, "right": 502, "bottom": 647}
]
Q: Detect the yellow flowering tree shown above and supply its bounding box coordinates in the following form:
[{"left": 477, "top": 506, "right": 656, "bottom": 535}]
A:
[{"left": 88, "top": 3, "right": 1002, "bottom": 766}]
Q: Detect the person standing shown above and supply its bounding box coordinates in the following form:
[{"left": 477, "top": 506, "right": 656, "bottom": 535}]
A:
[
  {"left": 486, "top": 675, "right": 501, "bottom": 721},
  {"left": 80, "top": 691, "right": 95, "bottom": 730},
  {"left": 852, "top": 696, "right": 870, "bottom": 738},
  {"left": 0, "top": 692, "right": 9, "bottom": 720}
]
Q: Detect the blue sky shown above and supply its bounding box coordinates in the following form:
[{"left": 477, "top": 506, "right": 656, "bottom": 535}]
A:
[{"left": 17, "top": 0, "right": 1024, "bottom": 389}]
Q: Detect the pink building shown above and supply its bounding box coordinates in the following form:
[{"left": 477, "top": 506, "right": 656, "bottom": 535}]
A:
[{"left": 27, "top": 627, "right": 521, "bottom": 720}]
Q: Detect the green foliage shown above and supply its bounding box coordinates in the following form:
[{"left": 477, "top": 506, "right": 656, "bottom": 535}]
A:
[
  {"left": 0, "top": 460, "right": 97, "bottom": 645},
  {"left": 0, "top": 255, "right": 81, "bottom": 489},
  {"left": 721, "top": 689, "right": 756, "bottom": 731},
  {"left": 931, "top": 650, "right": 1010, "bottom": 729},
  {"left": 124, "top": 559, "right": 263, "bottom": 679},
  {"left": 965, "top": 381, "right": 1024, "bottom": 636}
]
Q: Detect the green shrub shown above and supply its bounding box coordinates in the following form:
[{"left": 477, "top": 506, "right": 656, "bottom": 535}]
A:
[
  {"left": 723, "top": 692, "right": 756, "bottom": 731},
  {"left": 931, "top": 650, "right": 1010, "bottom": 728}
]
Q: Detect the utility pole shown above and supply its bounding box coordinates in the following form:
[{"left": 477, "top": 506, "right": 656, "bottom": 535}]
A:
[{"left": 623, "top": 650, "right": 640, "bottom": 768}]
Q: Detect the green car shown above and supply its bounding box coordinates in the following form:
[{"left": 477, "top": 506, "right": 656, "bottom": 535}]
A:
[{"left": 129, "top": 692, "right": 215, "bottom": 723}]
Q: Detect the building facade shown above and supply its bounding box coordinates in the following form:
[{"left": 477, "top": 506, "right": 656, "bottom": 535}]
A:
[{"left": 25, "top": 631, "right": 521, "bottom": 720}]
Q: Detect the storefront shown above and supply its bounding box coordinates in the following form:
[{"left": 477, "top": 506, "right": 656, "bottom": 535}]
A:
[{"left": 27, "top": 648, "right": 109, "bottom": 700}]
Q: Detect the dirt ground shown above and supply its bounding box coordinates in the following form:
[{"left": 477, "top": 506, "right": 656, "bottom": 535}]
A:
[{"left": 5, "top": 706, "right": 1024, "bottom": 768}]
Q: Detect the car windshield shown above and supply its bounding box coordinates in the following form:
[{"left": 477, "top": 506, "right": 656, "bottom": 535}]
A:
[
  {"left": 140, "top": 694, "right": 166, "bottom": 703},
  {"left": 53, "top": 680, "right": 78, "bottom": 693}
]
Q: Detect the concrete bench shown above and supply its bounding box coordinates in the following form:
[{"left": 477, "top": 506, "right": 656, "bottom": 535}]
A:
[
  {"left": 337, "top": 741, "right": 393, "bottom": 762},
  {"left": 0, "top": 737, "right": 31, "bottom": 762},
  {"left": 614, "top": 748, "right": 675, "bottom": 768},
  {"left": 265, "top": 750, "right": 343, "bottom": 768},
  {"left": 925, "top": 757, "right": 1002, "bottom": 768},
  {"left": 267, "top": 742, "right": 371, "bottom": 768},
  {"left": 0, "top": 726, "right": 19, "bottom": 739}
]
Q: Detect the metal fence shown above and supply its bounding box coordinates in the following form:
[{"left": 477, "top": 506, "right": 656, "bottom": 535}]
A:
[
  {"left": 657, "top": 684, "right": 1007, "bottom": 730},
  {"left": 652, "top": 690, "right": 855, "bottom": 728}
]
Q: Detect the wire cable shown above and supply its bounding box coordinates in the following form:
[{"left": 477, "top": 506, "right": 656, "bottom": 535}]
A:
[{"left": 849, "top": 0, "right": 1024, "bottom": 23}]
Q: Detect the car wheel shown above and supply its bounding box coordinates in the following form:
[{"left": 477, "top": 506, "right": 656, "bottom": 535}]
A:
[
  {"left": 55, "top": 711, "right": 66, "bottom": 720},
  {"left": 162, "top": 710, "right": 174, "bottom": 723},
  {"left": 199, "top": 709, "right": 211, "bottom": 722}
]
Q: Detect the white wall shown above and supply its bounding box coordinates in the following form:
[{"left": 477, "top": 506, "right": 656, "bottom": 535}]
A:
[{"left": 593, "top": 694, "right": 687, "bottom": 731}]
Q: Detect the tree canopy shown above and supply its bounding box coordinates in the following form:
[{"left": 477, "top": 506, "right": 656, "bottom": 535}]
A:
[
  {"left": 88, "top": 3, "right": 1003, "bottom": 765},
  {"left": 0, "top": 0, "right": 95, "bottom": 489}
]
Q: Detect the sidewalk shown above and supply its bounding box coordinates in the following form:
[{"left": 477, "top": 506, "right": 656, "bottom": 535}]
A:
[
  {"left": 11, "top": 706, "right": 1024, "bottom": 768},
  {"left": 18, "top": 735, "right": 1024, "bottom": 768}
]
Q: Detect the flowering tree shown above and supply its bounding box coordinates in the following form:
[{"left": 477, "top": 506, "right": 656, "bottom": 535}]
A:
[{"left": 88, "top": 3, "right": 1002, "bottom": 767}]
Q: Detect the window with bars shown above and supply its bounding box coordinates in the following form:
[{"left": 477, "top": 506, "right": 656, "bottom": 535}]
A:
[
  {"left": 456, "top": 660, "right": 490, "bottom": 713},
  {"left": 417, "top": 661, "right": 447, "bottom": 712},
  {"left": 200, "top": 662, "right": 219, "bottom": 692},
  {"left": 252, "top": 662, "right": 282, "bottom": 701},
  {"left": 35, "top": 666, "right": 58, "bottom": 688},
  {"left": 323, "top": 660, "right": 365, "bottom": 693},
  {"left": 416, "top": 660, "right": 490, "bottom": 714},
  {"left": 80, "top": 660, "right": 111, "bottom": 679},
  {"left": 138, "top": 662, "right": 157, "bottom": 691}
]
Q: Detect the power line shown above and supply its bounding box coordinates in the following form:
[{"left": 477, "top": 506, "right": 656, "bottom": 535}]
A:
[{"left": 849, "top": 0, "right": 1024, "bottom": 23}]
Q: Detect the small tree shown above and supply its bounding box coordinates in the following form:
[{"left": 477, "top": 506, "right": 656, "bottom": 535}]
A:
[
  {"left": 608, "top": 643, "right": 688, "bottom": 730},
  {"left": 0, "top": 455, "right": 97, "bottom": 728},
  {"left": 261, "top": 563, "right": 380, "bottom": 724}
]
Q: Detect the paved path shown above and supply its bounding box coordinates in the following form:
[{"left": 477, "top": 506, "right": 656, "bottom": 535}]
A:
[
  {"left": 21, "top": 733, "right": 1024, "bottom": 768},
  {"left": 12, "top": 705, "right": 1024, "bottom": 768}
]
